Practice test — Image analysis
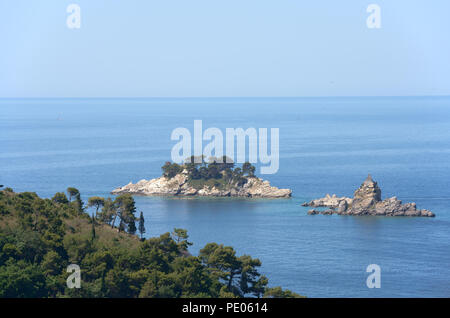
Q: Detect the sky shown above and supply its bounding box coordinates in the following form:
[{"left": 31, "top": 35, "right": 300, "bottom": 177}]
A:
[{"left": 0, "top": 0, "right": 449, "bottom": 98}]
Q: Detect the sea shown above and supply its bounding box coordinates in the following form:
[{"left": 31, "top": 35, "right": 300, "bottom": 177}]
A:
[{"left": 1, "top": 96, "right": 449, "bottom": 297}]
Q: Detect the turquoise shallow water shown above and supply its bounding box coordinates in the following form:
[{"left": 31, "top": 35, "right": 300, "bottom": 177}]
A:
[{"left": 1, "top": 97, "right": 450, "bottom": 297}]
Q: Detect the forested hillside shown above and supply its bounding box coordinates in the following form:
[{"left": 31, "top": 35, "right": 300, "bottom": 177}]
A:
[{"left": 0, "top": 186, "right": 302, "bottom": 298}]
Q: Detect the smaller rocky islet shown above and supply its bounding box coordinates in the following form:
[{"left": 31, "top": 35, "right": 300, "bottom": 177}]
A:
[{"left": 302, "top": 174, "right": 435, "bottom": 217}]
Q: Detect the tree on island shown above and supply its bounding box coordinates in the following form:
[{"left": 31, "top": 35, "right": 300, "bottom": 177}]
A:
[
  {"left": 224, "top": 168, "right": 234, "bottom": 184},
  {"left": 162, "top": 161, "right": 183, "bottom": 178},
  {"left": 185, "top": 155, "right": 207, "bottom": 165},
  {"left": 242, "top": 162, "right": 256, "bottom": 177},
  {"left": 161, "top": 156, "right": 255, "bottom": 189}
]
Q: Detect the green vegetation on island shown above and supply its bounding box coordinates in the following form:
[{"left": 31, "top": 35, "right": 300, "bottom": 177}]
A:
[
  {"left": 162, "top": 156, "right": 256, "bottom": 190},
  {"left": 0, "top": 186, "right": 302, "bottom": 298},
  {"left": 112, "top": 157, "right": 291, "bottom": 198}
]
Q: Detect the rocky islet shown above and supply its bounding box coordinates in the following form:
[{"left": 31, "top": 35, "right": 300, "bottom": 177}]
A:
[{"left": 303, "top": 175, "right": 434, "bottom": 217}]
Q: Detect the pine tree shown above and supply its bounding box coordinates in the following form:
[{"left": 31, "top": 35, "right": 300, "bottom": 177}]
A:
[
  {"left": 113, "top": 194, "right": 137, "bottom": 234},
  {"left": 118, "top": 220, "right": 125, "bottom": 232},
  {"left": 138, "top": 211, "right": 146, "bottom": 240},
  {"left": 128, "top": 218, "right": 137, "bottom": 235},
  {"left": 91, "top": 213, "right": 96, "bottom": 241},
  {"left": 100, "top": 270, "right": 107, "bottom": 297},
  {"left": 171, "top": 228, "right": 192, "bottom": 251},
  {"left": 67, "top": 187, "right": 79, "bottom": 202},
  {"left": 75, "top": 193, "right": 84, "bottom": 214},
  {"left": 87, "top": 196, "right": 105, "bottom": 218}
]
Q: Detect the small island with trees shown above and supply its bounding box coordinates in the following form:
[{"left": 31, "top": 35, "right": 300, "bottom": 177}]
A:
[{"left": 112, "top": 156, "right": 292, "bottom": 198}]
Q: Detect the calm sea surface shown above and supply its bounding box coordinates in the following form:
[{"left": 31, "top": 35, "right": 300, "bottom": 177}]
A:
[{"left": 1, "top": 97, "right": 450, "bottom": 297}]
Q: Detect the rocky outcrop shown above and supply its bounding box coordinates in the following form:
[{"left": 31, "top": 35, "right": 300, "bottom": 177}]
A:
[
  {"left": 111, "top": 172, "right": 292, "bottom": 198},
  {"left": 303, "top": 175, "right": 434, "bottom": 217},
  {"left": 301, "top": 194, "right": 352, "bottom": 209}
]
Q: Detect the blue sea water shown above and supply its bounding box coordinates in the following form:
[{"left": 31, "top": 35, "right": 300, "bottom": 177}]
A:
[{"left": 1, "top": 97, "right": 450, "bottom": 297}]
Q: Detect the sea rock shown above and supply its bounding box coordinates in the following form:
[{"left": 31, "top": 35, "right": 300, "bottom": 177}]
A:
[
  {"left": 303, "top": 174, "right": 435, "bottom": 217},
  {"left": 303, "top": 193, "right": 352, "bottom": 209},
  {"left": 112, "top": 172, "right": 292, "bottom": 198},
  {"left": 308, "top": 209, "right": 319, "bottom": 215},
  {"left": 337, "top": 200, "right": 348, "bottom": 213},
  {"left": 321, "top": 209, "right": 335, "bottom": 215}
]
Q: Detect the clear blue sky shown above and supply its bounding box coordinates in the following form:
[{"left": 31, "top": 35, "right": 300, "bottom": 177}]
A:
[{"left": 1, "top": 0, "right": 449, "bottom": 97}]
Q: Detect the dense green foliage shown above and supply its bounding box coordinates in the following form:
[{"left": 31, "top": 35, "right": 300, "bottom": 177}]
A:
[
  {"left": 162, "top": 156, "right": 256, "bottom": 189},
  {"left": 0, "top": 187, "right": 303, "bottom": 298}
]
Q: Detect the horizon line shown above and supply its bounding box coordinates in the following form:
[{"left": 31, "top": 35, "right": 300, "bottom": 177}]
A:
[{"left": 1, "top": 95, "right": 450, "bottom": 100}]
